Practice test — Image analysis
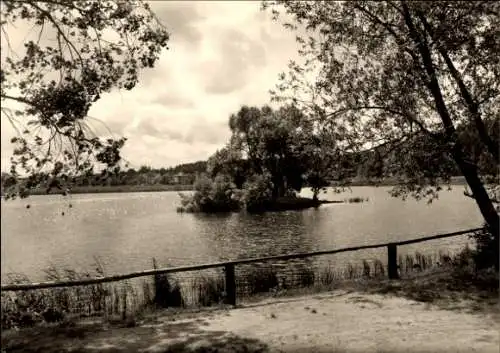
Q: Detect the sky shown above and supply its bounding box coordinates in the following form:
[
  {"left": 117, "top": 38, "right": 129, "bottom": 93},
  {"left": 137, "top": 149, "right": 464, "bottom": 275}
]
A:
[{"left": 1, "top": 1, "right": 302, "bottom": 171}]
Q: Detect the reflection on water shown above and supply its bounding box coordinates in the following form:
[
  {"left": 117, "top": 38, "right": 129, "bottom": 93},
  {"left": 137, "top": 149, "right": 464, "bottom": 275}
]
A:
[
  {"left": 191, "top": 211, "right": 315, "bottom": 261},
  {"left": 1, "top": 186, "right": 482, "bottom": 282}
]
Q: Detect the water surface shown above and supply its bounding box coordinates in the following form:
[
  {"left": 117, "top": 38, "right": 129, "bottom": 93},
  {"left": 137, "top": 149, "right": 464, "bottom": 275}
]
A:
[{"left": 1, "top": 186, "right": 482, "bottom": 282}]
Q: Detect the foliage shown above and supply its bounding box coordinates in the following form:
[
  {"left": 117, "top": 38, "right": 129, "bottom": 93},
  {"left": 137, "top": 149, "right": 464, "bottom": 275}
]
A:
[
  {"left": 1, "top": 0, "right": 169, "bottom": 199},
  {"left": 177, "top": 170, "right": 326, "bottom": 214},
  {"left": 182, "top": 103, "right": 343, "bottom": 213},
  {"left": 243, "top": 266, "right": 280, "bottom": 295},
  {"left": 227, "top": 105, "right": 304, "bottom": 198},
  {"left": 169, "top": 160, "right": 207, "bottom": 175},
  {"left": 0, "top": 160, "right": 207, "bottom": 196},
  {"left": 193, "top": 275, "right": 226, "bottom": 307},
  {"left": 241, "top": 173, "right": 274, "bottom": 212},
  {"left": 207, "top": 146, "right": 249, "bottom": 189},
  {"left": 220, "top": 104, "right": 338, "bottom": 200},
  {"left": 263, "top": 0, "right": 499, "bottom": 236},
  {"left": 345, "top": 197, "right": 367, "bottom": 204},
  {"left": 178, "top": 174, "right": 241, "bottom": 213},
  {"left": 470, "top": 225, "right": 499, "bottom": 271},
  {"left": 4, "top": 244, "right": 493, "bottom": 330},
  {"left": 152, "top": 258, "right": 184, "bottom": 308},
  {"left": 301, "top": 131, "right": 339, "bottom": 200}
]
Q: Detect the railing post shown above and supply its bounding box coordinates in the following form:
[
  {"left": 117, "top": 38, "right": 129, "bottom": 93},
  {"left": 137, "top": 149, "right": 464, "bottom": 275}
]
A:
[
  {"left": 387, "top": 243, "right": 399, "bottom": 279},
  {"left": 224, "top": 264, "right": 236, "bottom": 305}
]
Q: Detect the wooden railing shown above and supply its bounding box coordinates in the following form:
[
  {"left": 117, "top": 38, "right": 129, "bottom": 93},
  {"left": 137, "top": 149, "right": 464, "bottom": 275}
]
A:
[{"left": 1, "top": 227, "right": 483, "bottom": 306}]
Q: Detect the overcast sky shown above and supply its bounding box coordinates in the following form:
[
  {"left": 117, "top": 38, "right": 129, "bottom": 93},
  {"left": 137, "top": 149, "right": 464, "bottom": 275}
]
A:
[{"left": 1, "top": 1, "right": 301, "bottom": 171}]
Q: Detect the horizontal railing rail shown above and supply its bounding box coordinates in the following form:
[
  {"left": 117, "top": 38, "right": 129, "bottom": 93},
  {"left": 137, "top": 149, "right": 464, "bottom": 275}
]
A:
[{"left": 1, "top": 227, "right": 483, "bottom": 292}]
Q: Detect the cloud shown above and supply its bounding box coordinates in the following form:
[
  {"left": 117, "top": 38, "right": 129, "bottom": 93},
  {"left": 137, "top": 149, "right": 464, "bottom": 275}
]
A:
[
  {"left": 149, "top": 92, "right": 195, "bottom": 109},
  {"left": 1, "top": 1, "right": 302, "bottom": 171},
  {"left": 202, "top": 30, "right": 268, "bottom": 95},
  {"left": 149, "top": 1, "right": 205, "bottom": 47},
  {"left": 135, "top": 118, "right": 184, "bottom": 141},
  {"left": 134, "top": 115, "right": 229, "bottom": 147},
  {"left": 184, "top": 118, "right": 230, "bottom": 145}
]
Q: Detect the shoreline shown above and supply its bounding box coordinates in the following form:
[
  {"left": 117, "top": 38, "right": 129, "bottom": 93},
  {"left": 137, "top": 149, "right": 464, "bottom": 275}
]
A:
[
  {"left": 2, "top": 259, "right": 498, "bottom": 353},
  {"left": 19, "top": 176, "right": 468, "bottom": 196},
  {"left": 26, "top": 184, "right": 194, "bottom": 196}
]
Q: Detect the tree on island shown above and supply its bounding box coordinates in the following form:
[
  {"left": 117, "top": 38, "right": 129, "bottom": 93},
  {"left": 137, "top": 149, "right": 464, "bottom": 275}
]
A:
[
  {"left": 207, "top": 146, "right": 250, "bottom": 189},
  {"left": 263, "top": 1, "right": 499, "bottom": 242},
  {"left": 1, "top": 0, "right": 169, "bottom": 199},
  {"left": 225, "top": 104, "right": 337, "bottom": 201},
  {"left": 180, "top": 104, "right": 339, "bottom": 213}
]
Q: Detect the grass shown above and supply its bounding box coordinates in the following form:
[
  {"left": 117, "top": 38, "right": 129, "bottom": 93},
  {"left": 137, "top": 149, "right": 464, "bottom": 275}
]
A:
[
  {"left": 2, "top": 246, "right": 497, "bottom": 331},
  {"left": 192, "top": 275, "right": 226, "bottom": 306}
]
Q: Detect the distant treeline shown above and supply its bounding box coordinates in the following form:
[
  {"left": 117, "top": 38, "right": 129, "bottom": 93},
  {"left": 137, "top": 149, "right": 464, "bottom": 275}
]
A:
[
  {"left": 0, "top": 155, "right": 473, "bottom": 197},
  {"left": 1, "top": 161, "right": 207, "bottom": 196}
]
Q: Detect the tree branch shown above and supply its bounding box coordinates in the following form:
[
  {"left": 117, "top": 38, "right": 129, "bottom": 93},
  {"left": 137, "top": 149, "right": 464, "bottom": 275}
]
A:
[
  {"left": 401, "top": 1, "right": 456, "bottom": 139},
  {"left": 28, "top": 2, "right": 85, "bottom": 67},
  {"left": 1, "top": 94, "right": 37, "bottom": 107},
  {"left": 324, "top": 105, "right": 433, "bottom": 136},
  {"left": 464, "top": 190, "right": 499, "bottom": 204},
  {"left": 353, "top": 3, "right": 434, "bottom": 101},
  {"left": 416, "top": 10, "right": 499, "bottom": 164}
]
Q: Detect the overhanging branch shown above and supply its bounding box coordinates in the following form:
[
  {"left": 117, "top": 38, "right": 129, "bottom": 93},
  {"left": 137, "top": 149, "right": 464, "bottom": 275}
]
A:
[
  {"left": 324, "top": 105, "right": 433, "bottom": 136},
  {"left": 464, "top": 190, "right": 499, "bottom": 204},
  {"left": 416, "top": 10, "right": 499, "bottom": 164}
]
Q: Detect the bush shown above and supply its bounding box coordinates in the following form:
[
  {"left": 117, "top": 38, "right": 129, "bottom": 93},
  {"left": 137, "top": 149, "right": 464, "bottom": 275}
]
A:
[
  {"left": 177, "top": 172, "right": 323, "bottom": 214},
  {"left": 470, "top": 225, "right": 499, "bottom": 271},
  {"left": 244, "top": 266, "right": 280, "bottom": 295},
  {"left": 241, "top": 174, "right": 274, "bottom": 212},
  {"left": 177, "top": 174, "right": 242, "bottom": 213},
  {"left": 152, "top": 258, "right": 184, "bottom": 308}
]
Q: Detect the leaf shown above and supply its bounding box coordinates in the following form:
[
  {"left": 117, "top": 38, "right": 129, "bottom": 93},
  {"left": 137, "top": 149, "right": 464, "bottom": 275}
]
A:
[{"left": 1, "top": 0, "right": 170, "bottom": 199}]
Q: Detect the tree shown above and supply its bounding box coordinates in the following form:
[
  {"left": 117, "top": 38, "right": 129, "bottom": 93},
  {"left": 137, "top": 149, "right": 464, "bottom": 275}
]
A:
[
  {"left": 1, "top": 0, "right": 169, "bottom": 199},
  {"left": 264, "top": 1, "right": 499, "bottom": 239},
  {"left": 228, "top": 104, "right": 321, "bottom": 199},
  {"left": 224, "top": 104, "right": 339, "bottom": 200},
  {"left": 301, "top": 133, "right": 337, "bottom": 201},
  {"left": 207, "top": 146, "right": 250, "bottom": 189}
]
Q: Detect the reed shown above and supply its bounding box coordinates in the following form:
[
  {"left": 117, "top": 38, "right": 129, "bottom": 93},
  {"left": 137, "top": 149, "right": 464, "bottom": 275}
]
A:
[
  {"left": 191, "top": 274, "right": 225, "bottom": 307},
  {"left": 151, "top": 258, "right": 184, "bottom": 309},
  {"left": 1, "top": 247, "right": 477, "bottom": 330}
]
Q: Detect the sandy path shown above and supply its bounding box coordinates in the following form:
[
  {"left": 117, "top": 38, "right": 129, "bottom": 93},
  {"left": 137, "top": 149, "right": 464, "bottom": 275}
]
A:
[
  {"left": 196, "top": 290, "right": 499, "bottom": 353},
  {"left": 3, "top": 290, "right": 499, "bottom": 353}
]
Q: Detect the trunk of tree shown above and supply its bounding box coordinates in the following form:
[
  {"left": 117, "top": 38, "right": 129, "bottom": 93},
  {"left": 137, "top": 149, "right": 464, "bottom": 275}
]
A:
[
  {"left": 271, "top": 175, "right": 285, "bottom": 201},
  {"left": 402, "top": 3, "right": 499, "bottom": 239},
  {"left": 452, "top": 147, "right": 499, "bottom": 239},
  {"left": 272, "top": 174, "right": 286, "bottom": 200},
  {"left": 416, "top": 12, "right": 500, "bottom": 165},
  {"left": 272, "top": 184, "right": 278, "bottom": 200}
]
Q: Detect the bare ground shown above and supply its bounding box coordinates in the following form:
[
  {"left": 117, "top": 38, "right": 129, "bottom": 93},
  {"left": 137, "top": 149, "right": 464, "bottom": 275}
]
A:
[{"left": 2, "top": 288, "right": 498, "bottom": 353}]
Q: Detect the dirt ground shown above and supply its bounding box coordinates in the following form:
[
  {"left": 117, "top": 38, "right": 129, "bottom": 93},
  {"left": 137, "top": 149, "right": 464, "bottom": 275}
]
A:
[{"left": 2, "top": 289, "right": 499, "bottom": 353}]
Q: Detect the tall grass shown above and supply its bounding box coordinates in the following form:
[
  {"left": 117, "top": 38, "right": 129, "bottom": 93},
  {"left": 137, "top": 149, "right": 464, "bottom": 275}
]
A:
[
  {"left": 191, "top": 275, "right": 226, "bottom": 307},
  {"left": 1, "top": 247, "right": 482, "bottom": 330},
  {"left": 151, "top": 258, "right": 184, "bottom": 309}
]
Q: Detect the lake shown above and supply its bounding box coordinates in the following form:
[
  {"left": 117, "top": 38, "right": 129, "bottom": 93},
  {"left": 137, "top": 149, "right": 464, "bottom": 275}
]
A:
[{"left": 1, "top": 186, "right": 483, "bottom": 283}]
